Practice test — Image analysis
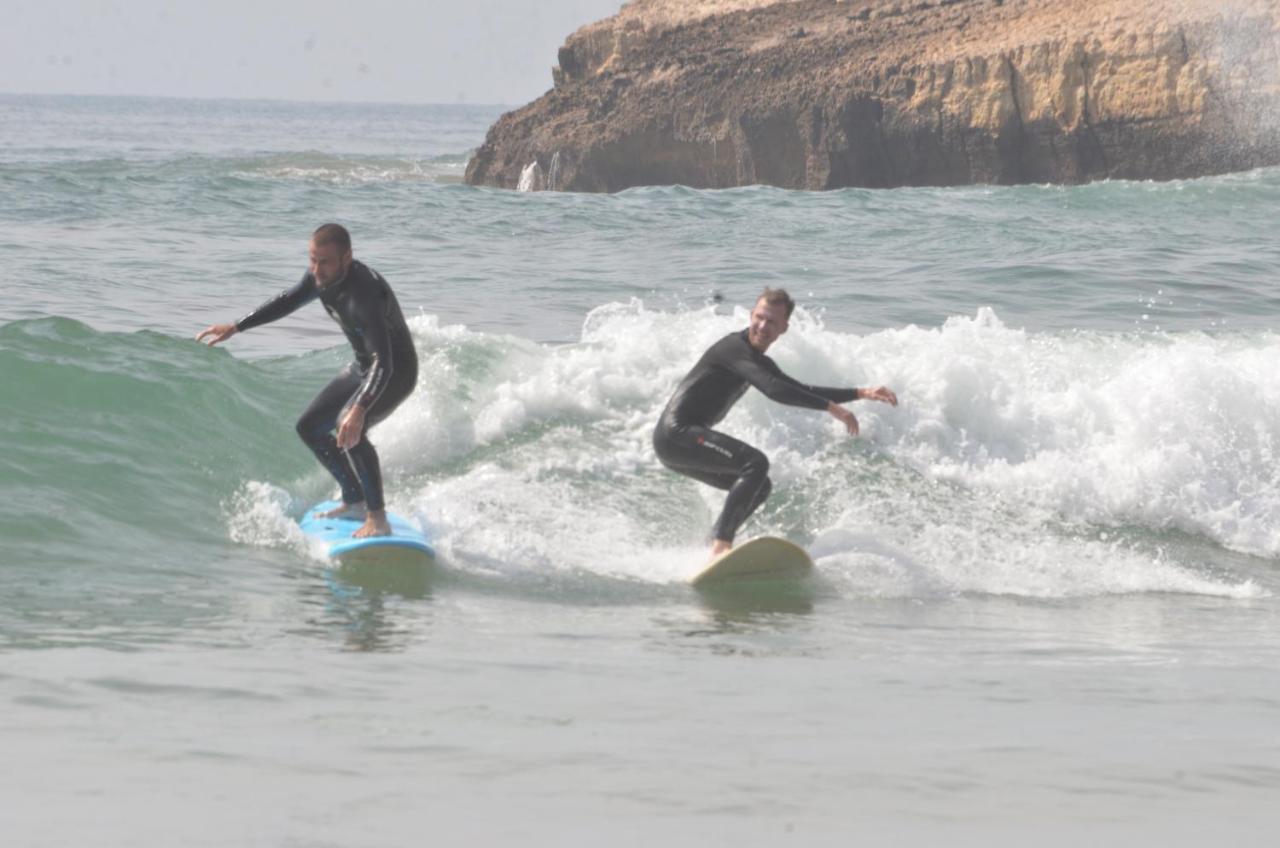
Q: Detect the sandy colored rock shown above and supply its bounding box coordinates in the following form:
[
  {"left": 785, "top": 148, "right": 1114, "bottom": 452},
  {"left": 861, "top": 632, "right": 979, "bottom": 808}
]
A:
[{"left": 466, "top": 0, "right": 1280, "bottom": 191}]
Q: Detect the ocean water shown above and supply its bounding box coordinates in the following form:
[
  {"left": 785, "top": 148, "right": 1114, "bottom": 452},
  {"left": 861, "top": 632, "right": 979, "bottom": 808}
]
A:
[{"left": 3, "top": 94, "right": 1280, "bottom": 845}]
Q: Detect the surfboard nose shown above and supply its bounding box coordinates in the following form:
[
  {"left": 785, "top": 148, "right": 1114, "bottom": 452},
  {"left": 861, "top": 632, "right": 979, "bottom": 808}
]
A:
[{"left": 691, "top": 536, "right": 813, "bottom": 586}]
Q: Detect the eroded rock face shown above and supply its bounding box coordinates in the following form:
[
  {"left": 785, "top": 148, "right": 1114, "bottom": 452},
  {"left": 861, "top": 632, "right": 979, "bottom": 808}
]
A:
[{"left": 465, "top": 0, "right": 1280, "bottom": 191}]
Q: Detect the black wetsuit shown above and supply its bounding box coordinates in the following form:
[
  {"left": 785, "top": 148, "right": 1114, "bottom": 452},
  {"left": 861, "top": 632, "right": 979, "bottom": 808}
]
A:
[
  {"left": 236, "top": 260, "right": 417, "bottom": 512},
  {"left": 653, "top": 329, "right": 856, "bottom": 543}
]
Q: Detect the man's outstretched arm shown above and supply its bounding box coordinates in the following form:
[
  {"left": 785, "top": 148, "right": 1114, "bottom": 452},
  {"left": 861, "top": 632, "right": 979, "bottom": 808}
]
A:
[
  {"left": 827, "top": 386, "right": 898, "bottom": 435},
  {"left": 196, "top": 274, "right": 318, "bottom": 346},
  {"left": 855, "top": 386, "right": 898, "bottom": 406},
  {"left": 196, "top": 322, "right": 238, "bottom": 346}
]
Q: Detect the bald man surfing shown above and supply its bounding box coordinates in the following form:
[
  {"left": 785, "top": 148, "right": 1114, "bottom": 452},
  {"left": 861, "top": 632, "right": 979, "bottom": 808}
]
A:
[{"left": 198, "top": 223, "right": 417, "bottom": 538}]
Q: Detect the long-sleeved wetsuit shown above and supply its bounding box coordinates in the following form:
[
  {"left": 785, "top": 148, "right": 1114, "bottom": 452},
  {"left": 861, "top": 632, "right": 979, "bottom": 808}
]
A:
[
  {"left": 236, "top": 260, "right": 417, "bottom": 511},
  {"left": 653, "top": 329, "right": 856, "bottom": 543}
]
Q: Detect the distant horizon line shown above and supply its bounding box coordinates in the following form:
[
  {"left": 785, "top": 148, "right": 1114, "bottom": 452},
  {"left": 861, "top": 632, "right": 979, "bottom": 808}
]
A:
[{"left": 0, "top": 90, "right": 522, "bottom": 110}]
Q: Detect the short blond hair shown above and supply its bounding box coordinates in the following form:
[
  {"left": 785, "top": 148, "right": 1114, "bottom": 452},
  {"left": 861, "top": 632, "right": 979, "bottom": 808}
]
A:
[{"left": 758, "top": 287, "right": 795, "bottom": 318}]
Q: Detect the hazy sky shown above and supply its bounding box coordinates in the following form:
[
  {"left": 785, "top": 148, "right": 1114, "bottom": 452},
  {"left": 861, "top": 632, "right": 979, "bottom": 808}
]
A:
[{"left": 1, "top": 0, "right": 624, "bottom": 105}]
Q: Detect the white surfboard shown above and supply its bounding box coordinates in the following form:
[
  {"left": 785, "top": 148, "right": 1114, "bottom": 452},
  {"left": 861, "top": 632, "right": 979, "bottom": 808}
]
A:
[
  {"left": 691, "top": 536, "right": 813, "bottom": 586},
  {"left": 299, "top": 500, "right": 434, "bottom": 566}
]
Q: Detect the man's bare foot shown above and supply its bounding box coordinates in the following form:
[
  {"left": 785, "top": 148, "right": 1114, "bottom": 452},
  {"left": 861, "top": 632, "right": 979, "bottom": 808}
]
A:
[
  {"left": 710, "top": 539, "right": 733, "bottom": 560},
  {"left": 318, "top": 501, "right": 367, "bottom": 520},
  {"left": 352, "top": 510, "right": 391, "bottom": 538}
]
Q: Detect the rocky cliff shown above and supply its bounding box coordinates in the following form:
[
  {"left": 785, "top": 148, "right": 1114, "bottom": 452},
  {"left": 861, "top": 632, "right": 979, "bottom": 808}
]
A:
[{"left": 464, "top": 0, "right": 1280, "bottom": 191}]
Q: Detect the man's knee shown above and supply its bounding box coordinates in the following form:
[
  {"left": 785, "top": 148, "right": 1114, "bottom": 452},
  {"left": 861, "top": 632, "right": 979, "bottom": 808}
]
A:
[
  {"left": 741, "top": 448, "right": 769, "bottom": 480},
  {"left": 295, "top": 412, "right": 326, "bottom": 445}
]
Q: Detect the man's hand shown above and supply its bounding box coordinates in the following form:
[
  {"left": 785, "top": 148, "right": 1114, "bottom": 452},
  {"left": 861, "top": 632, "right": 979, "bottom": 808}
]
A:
[
  {"left": 860, "top": 385, "right": 898, "bottom": 407},
  {"left": 336, "top": 404, "right": 367, "bottom": 450},
  {"left": 196, "top": 323, "right": 237, "bottom": 346},
  {"left": 828, "top": 402, "right": 859, "bottom": 436}
]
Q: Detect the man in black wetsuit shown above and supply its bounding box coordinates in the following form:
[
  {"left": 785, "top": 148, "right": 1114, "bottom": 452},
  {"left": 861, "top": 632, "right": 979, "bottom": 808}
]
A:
[
  {"left": 197, "top": 224, "right": 417, "bottom": 539},
  {"left": 654, "top": 288, "right": 897, "bottom": 559}
]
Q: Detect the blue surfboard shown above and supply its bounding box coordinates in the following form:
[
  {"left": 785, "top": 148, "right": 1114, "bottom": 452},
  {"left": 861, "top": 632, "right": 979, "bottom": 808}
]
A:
[{"left": 299, "top": 500, "right": 435, "bottom": 564}]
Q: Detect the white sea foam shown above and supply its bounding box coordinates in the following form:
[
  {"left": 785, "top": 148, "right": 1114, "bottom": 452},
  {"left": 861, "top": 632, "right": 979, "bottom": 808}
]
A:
[
  {"left": 223, "top": 481, "right": 312, "bottom": 556},
  {"left": 871, "top": 308, "right": 1280, "bottom": 559},
  {"left": 233, "top": 153, "right": 462, "bottom": 185},
  {"left": 238, "top": 303, "right": 1269, "bottom": 598}
]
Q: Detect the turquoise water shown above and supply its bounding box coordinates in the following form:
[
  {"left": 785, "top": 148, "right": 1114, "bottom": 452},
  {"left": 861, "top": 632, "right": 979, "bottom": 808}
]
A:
[{"left": 3, "top": 94, "right": 1280, "bottom": 844}]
